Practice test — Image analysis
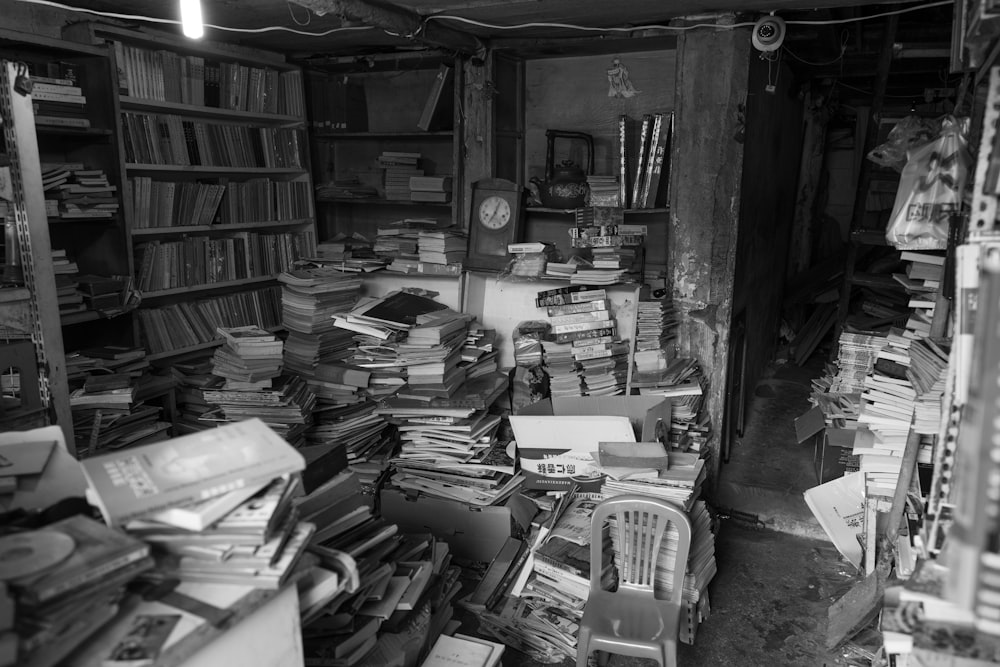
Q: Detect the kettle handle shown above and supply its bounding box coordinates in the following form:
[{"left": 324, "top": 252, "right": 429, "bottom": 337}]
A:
[{"left": 544, "top": 130, "right": 595, "bottom": 179}]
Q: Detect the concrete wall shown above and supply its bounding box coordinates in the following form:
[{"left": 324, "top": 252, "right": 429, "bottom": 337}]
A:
[
  {"left": 728, "top": 56, "right": 805, "bottom": 440},
  {"left": 670, "top": 25, "right": 750, "bottom": 485}
]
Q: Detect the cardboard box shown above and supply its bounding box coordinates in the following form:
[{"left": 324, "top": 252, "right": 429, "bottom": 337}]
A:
[
  {"left": 380, "top": 487, "right": 536, "bottom": 563},
  {"left": 511, "top": 396, "right": 672, "bottom": 492},
  {"left": 794, "top": 407, "right": 858, "bottom": 483}
]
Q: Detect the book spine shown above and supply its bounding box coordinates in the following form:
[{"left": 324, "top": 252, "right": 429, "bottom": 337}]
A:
[
  {"left": 619, "top": 114, "right": 628, "bottom": 208},
  {"left": 553, "top": 326, "right": 616, "bottom": 344},
  {"left": 535, "top": 288, "right": 607, "bottom": 308},
  {"left": 546, "top": 300, "right": 609, "bottom": 317},
  {"left": 639, "top": 113, "right": 663, "bottom": 208},
  {"left": 631, "top": 113, "right": 652, "bottom": 208},
  {"left": 484, "top": 540, "right": 531, "bottom": 611},
  {"left": 31, "top": 546, "right": 151, "bottom": 605},
  {"left": 548, "top": 310, "right": 611, "bottom": 326},
  {"left": 551, "top": 319, "right": 614, "bottom": 334}
]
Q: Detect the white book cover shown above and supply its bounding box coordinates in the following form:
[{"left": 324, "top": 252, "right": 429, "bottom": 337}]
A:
[{"left": 804, "top": 472, "right": 866, "bottom": 570}]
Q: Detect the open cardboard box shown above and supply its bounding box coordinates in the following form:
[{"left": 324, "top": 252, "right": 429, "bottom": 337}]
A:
[
  {"left": 511, "top": 396, "right": 672, "bottom": 492},
  {"left": 380, "top": 487, "right": 536, "bottom": 563},
  {"left": 794, "top": 406, "right": 857, "bottom": 483}
]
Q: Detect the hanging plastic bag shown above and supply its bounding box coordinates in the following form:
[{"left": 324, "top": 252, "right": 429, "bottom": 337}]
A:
[
  {"left": 867, "top": 115, "right": 940, "bottom": 172},
  {"left": 886, "top": 115, "right": 970, "bottom": 250}
]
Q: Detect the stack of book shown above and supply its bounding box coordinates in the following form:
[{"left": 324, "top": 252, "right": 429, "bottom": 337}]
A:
[
  {"left": 211, "top": 326, "right": 283, "bottom": 389},
  {"left": 278, "top": 267, "right": 363, "bottom": 376},
  {"left": 373, "top": 218, "right": 438, "bottom": 261},
  {"left": 810, "top": 331, "right": 889, "bottom": 426},
  {"left": 4, "top": 515, "right": 154, "bottom": 666},
  {"left": 534, "top": 286, "right": 629, "bottom": 397},
  {"left": 43, "top": 164, "right": 119, "bottom": 219},
  {"left": 586, "top": 174, "right": 620, "bottom": 207},
  {"left": 409, "top": 175, "right": 453, "bottom": 204},
  {"left": 80, "top": 419, "right": 314, "bottom": 591},
  {"left": 315, "top": 178, "right": 378, "bottom": 200},
  {"left": 417, "top": 228, "right": 466, "bottom": 266},
  {"left": 30, "top": 71, "right": 89, "bottom": 129},
  {"left": 633, "top": 358, "right": 709, "bottom": 453},
  {"left": 303, "top": 530, "right": 463, "bottom": 667},
  {"left": 200, "top": 374, "right": 316, "bottom": 447},
  {"left": 75, "top": 274, "right": 128, "bottom": 314},
  {"left": 379, "top": 152, "right": 422, "bottom": 201},
  {"left": 633, "top": 297, "right": 679, "bottom": 374}
]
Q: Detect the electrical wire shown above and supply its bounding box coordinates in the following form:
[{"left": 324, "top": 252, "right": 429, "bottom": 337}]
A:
[
  {"left": 14, "top": 0, "right": 374, "bottom": 36},
  {"left": 784, "top": 30, "right": 850, "bottom": 67},
  {"left": 15, "top": 0, "right": 954, "bottom": 40}
]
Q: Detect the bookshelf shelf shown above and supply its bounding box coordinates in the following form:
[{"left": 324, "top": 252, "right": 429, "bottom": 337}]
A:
[
  {"left": 119, "top": 97, "right": 302, "bottom": 124},
  {"left": 125, "top": 164, "right": 307, "bottom": 175},
  {"left": 313, "top": 130, "right": 453, "bottom": 140},
  {"left": 131, "top": 218, "right": 314, "bottom": 236},
  {"left": 48, "top": 215, "right": 118, "bottom": 224},
  {"left": 146, "top": 324, "right": 283, "bottom": 362},
  {"left": 35, "top": 126, "right": 113, "bottom": 138},
  {"left": 140, "top": 275, "right": 277, "bottom": 299},
  {"left": 61, "top": 310, "right": 102, "bottom": 326},
  {"left": 317, "top": 197, "right": 452, "bottom": 208}
]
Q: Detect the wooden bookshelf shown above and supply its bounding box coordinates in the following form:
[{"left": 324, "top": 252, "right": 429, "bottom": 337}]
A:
[{"left": 63, "top": 22, "right": 317, "bottom": 360}]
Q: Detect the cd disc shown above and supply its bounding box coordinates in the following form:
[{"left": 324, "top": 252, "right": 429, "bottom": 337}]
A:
[{"left": 0, "top": 530, "right": 75, "bottom": 581}]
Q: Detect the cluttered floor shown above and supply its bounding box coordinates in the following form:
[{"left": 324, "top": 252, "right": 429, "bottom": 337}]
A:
[{"left": 464, "top": 358, "right": 862, "bottom": 667}]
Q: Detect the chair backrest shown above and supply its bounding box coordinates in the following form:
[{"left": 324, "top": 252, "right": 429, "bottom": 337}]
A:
[{"left": 589, "top": 494, "right": 692, "bottom": 604}]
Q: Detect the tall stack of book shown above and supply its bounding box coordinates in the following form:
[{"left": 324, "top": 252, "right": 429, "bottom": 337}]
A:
[
  {"left": 52, "top": 249, "right": 84, "bottom": 315},
  {"left": 4, "top": 515, "right": 154, "bottom": 666},
  {"left": 417, "top": 228, "right": 466, "bottom": 266},
  {"left": 81, "top": 419, "right": 314, "bottom": 590},
  {"left": 535, "top": 286, "right": 627, "bottom": 397},
  {"left": 379, "top": 152, "right": 422, "bottom": 201},
  {"left": 199, "top": 326, "right": 315, "bottom": 446},
  {"left": 409, "top": 175, "right": 453, "bottom": 204},
  {"left": 633, "top": 297, "right": 680, "bottom": 376},
  {"left": 30, "top": 70, "right": 89, "bottom": 129},
  {"left": 810, "top": 331, "right": 888, "bottom": 426}
]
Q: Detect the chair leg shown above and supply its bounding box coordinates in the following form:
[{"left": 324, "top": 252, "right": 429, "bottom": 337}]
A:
[
  {"left": 575, "top": 631, "right": 591, "bottom": 667},
  {"left": 662, "top": 639, "right": 677, "bottom": 667},
  {"left": 595, "top": 649, "right": 610, "bottom": 667}
]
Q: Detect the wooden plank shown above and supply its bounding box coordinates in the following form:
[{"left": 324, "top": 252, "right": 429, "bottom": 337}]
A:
[{"left": 826, "top": 569, "right": 884, "bottom": 650}]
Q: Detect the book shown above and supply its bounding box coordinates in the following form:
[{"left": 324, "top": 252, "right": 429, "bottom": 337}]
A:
[
  {"left": 422, "top": 633, "right": 495, "bottom": 667},
  {"left": 142, "top": 478, "right": 272, "bottom": 532},
  {"left": 803, "top": 471, "right": 866, "bottom": 571},
  {"left": 80, "top": 418, "right": 306, "bottom": 526},
  {"left": 417, "top": 64, "right": 454, "bottom": 132},
  {"left": 631, "top": 113, "right": 653, "bottom": 208},
  {"left": 6, "top": 514, "right": 152, "bottom": 606}
]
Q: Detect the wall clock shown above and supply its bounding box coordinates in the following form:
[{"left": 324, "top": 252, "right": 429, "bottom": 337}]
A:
[{"left": 467, "top": 177, "right": 524, "bottom": 271}]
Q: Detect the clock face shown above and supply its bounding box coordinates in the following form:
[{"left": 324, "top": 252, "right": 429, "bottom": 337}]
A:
[{"left": 478, "top": 195, "right": 511, "bottom": 230}]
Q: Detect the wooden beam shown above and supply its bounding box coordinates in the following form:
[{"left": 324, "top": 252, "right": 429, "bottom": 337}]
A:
[{"left": 288, "top": 0, "right": 481, "bottom": 54}]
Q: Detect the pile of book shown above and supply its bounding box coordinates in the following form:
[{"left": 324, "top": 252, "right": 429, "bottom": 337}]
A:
[
  {"left": 471, "top": 495, "right": 609, "bottom": 663},
  {"left": 409, "top": 175, "right": 453, "bottom": 204},
  {"left": 633, "top": 297, "right": 679, "bottom": 374},
  {"left": 3, "top": 514, "right": 154, "bottom": 666},
  {"left": 379, "top": 151, "right": 422, "bottom": 201},
  {"left": 42, "top": 163, "right": 118, "bottom": 219},
  {"left": 374, "top": 218, "right": 437, "bottom": 261},
  {"left": 633, "top": 358, "right": 709, "bottom": 453},
  {"left": 30, "top": 70, "right": 89, "bottom": 129},
  {"left": 417, "top": 228, "right": 466, "bottom": 266},
  {"left": 535, "top": 286, "right": 628, "bottom": 397},
  {"left": 74, "top": 274, "right": 129, "bottom": 315},
  {"left": 809, "top": 331, "right": 888, "bottom": 426},
  {"left": 82, "top": 419, "right": 314, "bottom": 590},
  {"left": 315, "top": 178, "right": 378, "bottom": 200},
  {"left": 303, "top": 528, "right": 463, "bottom": 667},
  {"left": 66, "top": 345, "right": 177, "bottom": 457},
  {"left": 586, "top": 174, "right": 620, "bottom": 207},
  {"left": 186, "top": 326, "right": 316, "bottom": 446},
  {"left": 305, "top": 234, "right": 387, "bottom": 273}
]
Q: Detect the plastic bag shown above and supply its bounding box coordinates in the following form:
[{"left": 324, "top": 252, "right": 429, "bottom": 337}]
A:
[
  {"left": 885, "top": 115, "right": 970, "bottom": 250},
  {"left": 867, "top": 115, "right": 940, "bottom": 172}
]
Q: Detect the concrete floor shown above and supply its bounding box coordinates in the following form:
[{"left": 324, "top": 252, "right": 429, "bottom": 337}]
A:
[{"left": 483, "top": 358, "right": 864, "bottom": 666}]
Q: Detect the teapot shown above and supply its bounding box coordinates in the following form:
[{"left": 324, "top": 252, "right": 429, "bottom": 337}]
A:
[{"left": 531, "top": 130, "right": 594, "bottom": 209}]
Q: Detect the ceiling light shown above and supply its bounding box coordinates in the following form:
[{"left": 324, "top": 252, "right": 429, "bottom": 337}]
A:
[{"left": 180, "top": 0, "right": 204, "bottom": 39}]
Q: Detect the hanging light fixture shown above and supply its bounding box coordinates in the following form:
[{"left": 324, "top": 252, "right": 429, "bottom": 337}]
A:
[{"left": 180, "top": 0, "right": 204, "bottom": 39}]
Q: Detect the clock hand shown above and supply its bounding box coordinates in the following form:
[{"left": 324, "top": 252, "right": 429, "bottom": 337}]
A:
[{"left": 484, "top": 200, "right": 499, "bottom": 223}]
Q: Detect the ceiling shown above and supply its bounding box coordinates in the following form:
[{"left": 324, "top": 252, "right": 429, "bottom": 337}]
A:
[{"left": 39, "top": 0, "right": 958, "bottom": 104}]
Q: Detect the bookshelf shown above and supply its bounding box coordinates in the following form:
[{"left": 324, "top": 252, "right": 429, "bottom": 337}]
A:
[
  {"left": 63, "top": 22, "right": 318, "bottom": 361},
  {"left": 305, "top": 53, "right": 463, "bottom": 242},
  {"left": 0, "top": 28, "right": 135, "bottom": 354}
]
